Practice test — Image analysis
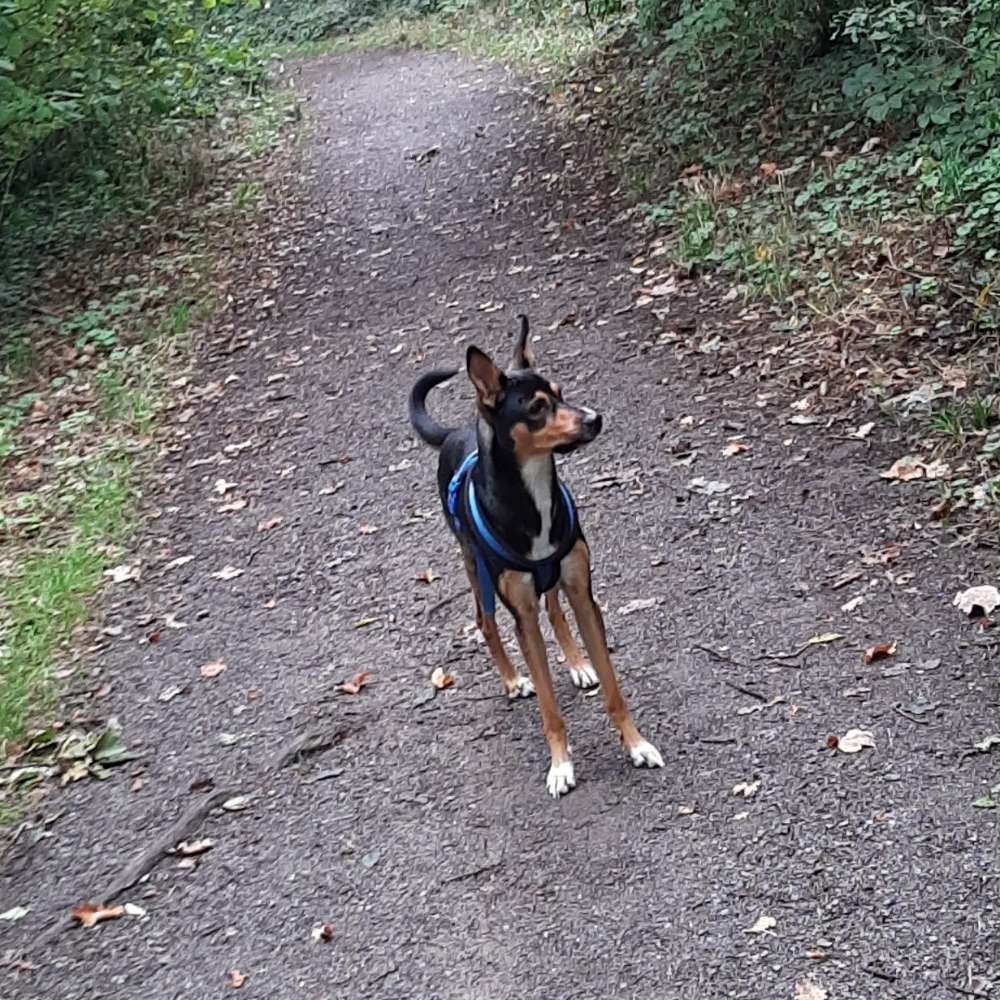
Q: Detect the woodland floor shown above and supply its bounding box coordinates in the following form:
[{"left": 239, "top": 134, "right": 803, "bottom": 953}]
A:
[{"left": 2, "top": 49, "right": 999, "bottom": 1000}]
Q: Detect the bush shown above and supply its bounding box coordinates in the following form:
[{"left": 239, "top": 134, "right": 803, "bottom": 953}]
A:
[{"left": 0, "top": 0, "right": 264, "bottom": 198}]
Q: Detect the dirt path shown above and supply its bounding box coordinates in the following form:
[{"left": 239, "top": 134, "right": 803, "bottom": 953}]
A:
[{"left": 3, "top": 50, "right": 999, "bottom": 1000}]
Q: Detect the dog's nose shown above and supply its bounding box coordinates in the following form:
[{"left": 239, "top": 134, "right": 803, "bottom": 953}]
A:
[{"left": 581, "top": 408, "right": 602, "bottom": 436}]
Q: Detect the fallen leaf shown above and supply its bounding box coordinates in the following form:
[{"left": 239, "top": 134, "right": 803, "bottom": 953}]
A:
[
  {"left": 430, "top": 667, "right": 454, "bottom": 690},
  {"left": 222, "top": 795, "right": 252, "bottom": 812},
  {"left": 922, "top": 459, "right": 950, "bottom": 480},
  {"left": 722, "top": 440, "right": 749, "bottom": 457},
  {"left": 176, "top": 838, "right": 214, "bottom": 856},
  {"left": 164, "top": 613, "right": 187, "bottom": 630},
  {"left": 415, "top": 568, "right": 436, "bottom": 584},
  {"left": 311, "top": 923, "right": 334, "bottom": 943},
  {"left": 358, "top": 524, "right": 378, "bottom": 535},
  {"left": 218, "top": 499, "right": 248, "bottom": 513},
  {"left": 880, "top": 456, "right": 924, "bottom": 482},
  {"left": 104, "top": 563, "right": 139, "bottom": 584},
  {"left": 837, "top": 728, "right": 875, "bottom": 753},
  {"left": 214, "top": 479, "right": 238, "bottom": 495},
  {"left": 759, "top": 161, "right": 779, "bottom": 177},
  {"left": 973, "top": 734, "right": 1000, "bottom": 753},
  {"left": 337, "top": 671, "right": 371, "bottom": 695},
  {"left": 853, "top": 421, "right": 875, "bottom": 439},
  {"left": 353, "top": 616, "right": 380, "bottom": 629},
  {"left": 677, "top": 804, "right": 696, "bottom": 816},
  {"left": 200, "top": 659, "right": 227, "bottom": 679},
  {"left": 732, "top": 780, "right": 760, "bottom": 798},
  {"left": 164, "top": 555, "right": 195, "bottom": 571},
  {"left": 229, "top": 970, "right": 247, "bottom": 989},
  {"left": 746, "top": 914, "right": 776, "bottom": 934},
  {"left": 618, "top": 597, "right": 658, "bottom": 616},
  {"left": 806, "top": 632, "right": 843, "bottom": 648},
  {"left": 794, "top": 981, "right": 828, "bottom": 1000},
  {"left": 954, "top": 585, "right": 1000, "bottom": 617},
  {"left": 257, "top": 516, "right": 283, "bottom": 532},
  {"left": 841, "top": 595, "right": 864, "bottom": 613},
  {"left": 688, "top": 476, "right": 732, "bottom": 495},
  {"left": 158, "top": 685, "right": 184, "bottom": 702},
  {"left": 863, "top": 641, "right": 897, "bottom": 664},
  {"left": 210, "top": 566, "right": 243, "bottom": 581},
  {"left": 972, "top": 790, "right": 997, "bottom": 809},
  {"left": 71, "top": 903, "right": 125, "bottom": 929},
  {"left": 0, "top": 906, "right": 28, "bottom": 922}
]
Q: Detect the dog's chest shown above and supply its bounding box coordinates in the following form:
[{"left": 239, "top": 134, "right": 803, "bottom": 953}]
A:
[{"left": 520, "top": 457, "right": 556, "bottom": 560}]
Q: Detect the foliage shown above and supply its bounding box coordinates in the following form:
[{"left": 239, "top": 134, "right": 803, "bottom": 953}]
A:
[
  {"left": 0, "top": 0, "right": 263, "bottom": 207},
  {"left": 214, "top": 0, "right": 445, "bottom": 45}
]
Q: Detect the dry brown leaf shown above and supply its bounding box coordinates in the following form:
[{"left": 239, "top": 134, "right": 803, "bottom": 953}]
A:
[
  {"left": 880, "top": 457, "right": 924, "bottom": 482},
  {"left": 257, "top": 516, "right": 283, "bottom": 532},
  {"left": 863, "top": 641, "right": 896, "bottom": 664},
  {"left": 229, "top": 970, "right": 246, "bottom": 989},
  {"left": 71, "top": 903, "right": 125, "bottom": 929},
  {"left": 176, "top": 838, "right": 214, "bottom": 856},
  {"left": 104, "top": 563, "right": 140, "bottom": 584},
  {"left": 210, "top": 565, "right": 243, "bottom": 581},
  {"left": 337, "top": 671, "right": 371, "bottom": 695},
  {"left": 218, "top": 499, "right": 248, "bottom": 513},
  {"left": 794, "top": 981, "right": 828, "bottom": 1000},
  {"left": 414, "top": 568, "right": 436, "bottom": 584},
  {"left": 722, "top": 440, "right": 749, "bottom": 457},
  {"left": 200, "top": 659, "right": 227, "bottom": 679},
  {"left": 759, "top": 161, "right": 779, "bottom": 177},
  {"left": 837, "top": 728, "right": 875, "bottom": 753},
  {"left": 431, "top": 667, "right": 454, "bottom": 690}
]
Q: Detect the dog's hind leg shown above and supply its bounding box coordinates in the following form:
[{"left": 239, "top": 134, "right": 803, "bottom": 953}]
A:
[
  {"left": 462, "top": 552, "right": 534, "bottom": 701},
  {"left": 499, "top": 571, "right": 575, "bottom": 798},
  {"left": 560, "top": 539, "right": 664, "bottom": 771},
  {"left": 545, "top": 589, "right": 598, "bottom": 689}
]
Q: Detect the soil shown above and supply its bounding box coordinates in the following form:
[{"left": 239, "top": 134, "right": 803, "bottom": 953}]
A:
[{"left": 2, "top": 49, "right": 999, "bottom": 1000}]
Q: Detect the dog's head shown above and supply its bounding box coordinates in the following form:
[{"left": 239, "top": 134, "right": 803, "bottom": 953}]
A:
[{"left": 466, "top": 315, "right": 602, "bottom": 458}]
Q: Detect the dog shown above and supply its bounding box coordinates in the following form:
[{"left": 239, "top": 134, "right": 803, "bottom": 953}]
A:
[{"left": 408, "top": 316, "right": 663, "bottom": 798}]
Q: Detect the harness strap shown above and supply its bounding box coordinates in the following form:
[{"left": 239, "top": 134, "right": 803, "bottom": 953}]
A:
[{"left": 446, "top": 451, "right": 577, "bottom": 617}]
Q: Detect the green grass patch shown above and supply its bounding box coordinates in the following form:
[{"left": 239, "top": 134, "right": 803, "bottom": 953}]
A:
[
  {"left": 0, "top": 459, "right": 132, "bottom": 747},
  {"left": 297, "top": 3, "right": 600, "bottom": 72}
]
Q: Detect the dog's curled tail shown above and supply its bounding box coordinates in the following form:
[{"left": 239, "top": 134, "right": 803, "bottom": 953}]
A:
[{"left": 409, "top": 368, "right": 459, "bottom": 448}]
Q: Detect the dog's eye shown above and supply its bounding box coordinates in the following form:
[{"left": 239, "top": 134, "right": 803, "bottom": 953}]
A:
[{"left": 528, "top": 397, "right": 549, "bottom": 417}]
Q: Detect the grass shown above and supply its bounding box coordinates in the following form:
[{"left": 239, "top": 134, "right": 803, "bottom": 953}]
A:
[
  {"left": 297, "top": 3, "right": 601, "bottom": 72},
  {"left": 0, "top": 459, "right": 132, "bottom": 745}
]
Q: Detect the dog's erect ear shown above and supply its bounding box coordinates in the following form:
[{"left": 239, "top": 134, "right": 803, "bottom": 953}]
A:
[
  {"left": 511, "top": 314, "right": 535, "bottom": 370},
  {"left": 467, "top": 346, "right": 506, "bottom": 409}
]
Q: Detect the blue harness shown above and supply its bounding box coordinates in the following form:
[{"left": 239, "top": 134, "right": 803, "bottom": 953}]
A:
[{"left": 447, "top": 451, "right": 578, "bottom": 616}]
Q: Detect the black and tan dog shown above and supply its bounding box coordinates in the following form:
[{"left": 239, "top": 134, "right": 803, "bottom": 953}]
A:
[{"left": 408, "top": 317, "right": 662, "bottom": 798}]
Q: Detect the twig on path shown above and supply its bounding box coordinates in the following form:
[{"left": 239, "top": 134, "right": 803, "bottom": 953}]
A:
[
  {"left": 944, "top": 982, "right": 990, "bottom": 999},
  {"left": 442, "top": 854, "right": 504, "bottom": 884},
  {"left": 105, "top": 789, "right": 235, "bottom": 899},
  {"left": 423, "top": 589, "right": 466, "bottom": 621},
  {"left": 34, "top": 788, "right": 235, "bottom": 952},
  {"left": 693, "top": 642, "right": 750, "bottom": 670},
  {"left": 698, "top": 735, "right": 737, "bottom": 745},
  {"left": 862, "top": 964, "right": 898, "bottom": 983},
  {"left": 273, "top": 730, "right": 344, "bottom": 770},
  {"left": 720, "top": 678, "right": 768, "bottom": 702}
]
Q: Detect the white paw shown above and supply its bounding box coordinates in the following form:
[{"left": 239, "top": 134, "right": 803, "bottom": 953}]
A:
[
  {"left": 569, "top": 663, "right": 599, "bottom": 689},
  {"left": 546, "top": 759, "right": 576, "bottom": 798},
  {"left": 628, "top": 740, "right": 664, "bottom": 769},
  {"left": 507, "top": 676, "right": 535, "bottom": 700}
]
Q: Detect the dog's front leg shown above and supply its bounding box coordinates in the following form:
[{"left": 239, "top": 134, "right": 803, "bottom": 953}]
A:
[
  {"left": 498, "top": 570, "right": 575, "bottom": 798},
  {"left": 560, "top": 539, "right": 664, "bottom": 771}
]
